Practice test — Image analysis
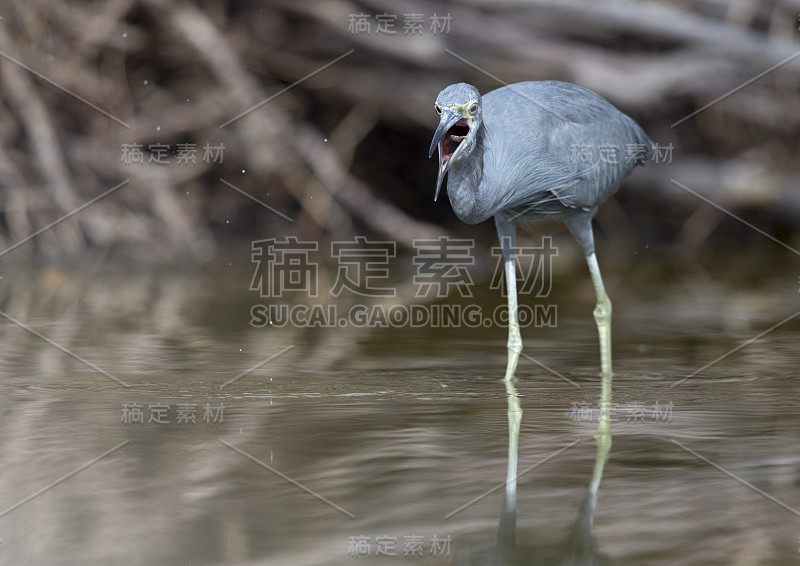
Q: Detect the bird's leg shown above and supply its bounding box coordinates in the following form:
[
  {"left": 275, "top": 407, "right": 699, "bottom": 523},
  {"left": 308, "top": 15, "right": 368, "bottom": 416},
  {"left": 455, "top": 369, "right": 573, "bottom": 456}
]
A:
[
  {"left": 585, "top": 252, "right": 612, "bottom": 377},
  {"left": 495, "top": 217, "right": 521, "bottom": 381},
  {"left": 590, "top": 380, "right": 612, "bottom": 499},
  {"left": 589, "top": 346, "right": 612, "bottom": 498},
  {"left": 504, "top": 378, "right": 522, "bottom": 500},
  {"left": 504, "top": 254, "right": 522, "bottom": 381},
  {"left": 501, "top": 377, "right": 522, "bottom": 545}
]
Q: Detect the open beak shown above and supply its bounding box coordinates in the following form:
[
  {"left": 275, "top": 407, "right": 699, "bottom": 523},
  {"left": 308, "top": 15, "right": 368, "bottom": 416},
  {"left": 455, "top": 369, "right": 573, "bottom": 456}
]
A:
[{"left": 429, "top": 109, "right": 470, "bottom": 201}]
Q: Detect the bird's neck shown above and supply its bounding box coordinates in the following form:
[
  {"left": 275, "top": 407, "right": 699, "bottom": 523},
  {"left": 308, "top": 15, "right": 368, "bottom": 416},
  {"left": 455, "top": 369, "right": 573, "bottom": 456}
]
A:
[{"left": 447, "top": 128, "right": 487, "bottom": 225}]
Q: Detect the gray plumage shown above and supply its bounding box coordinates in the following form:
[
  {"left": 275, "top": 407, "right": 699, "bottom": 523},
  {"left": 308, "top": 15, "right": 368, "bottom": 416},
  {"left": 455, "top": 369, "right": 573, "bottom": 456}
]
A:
[
  {"left": 430, "top": 80, "right": 652, "bottom": 255},
  {"left": 429, "top": 80, "right": 652, "bottom": 379}
]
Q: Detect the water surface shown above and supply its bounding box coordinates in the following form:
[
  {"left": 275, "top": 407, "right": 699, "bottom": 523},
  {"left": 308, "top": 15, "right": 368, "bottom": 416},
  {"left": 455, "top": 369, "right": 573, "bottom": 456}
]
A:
[{"left": 0, "top": 262, "right": 798, "bottom": 565}]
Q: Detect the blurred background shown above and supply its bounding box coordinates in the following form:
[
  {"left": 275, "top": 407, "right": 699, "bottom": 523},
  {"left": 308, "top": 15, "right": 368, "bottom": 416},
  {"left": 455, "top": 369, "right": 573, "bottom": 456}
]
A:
[
  {"left": 1, "top": 2, "right": 800, "bottom": 565},
  {"left": 0, "top": 0, "right": 798, "bottom": 270}
]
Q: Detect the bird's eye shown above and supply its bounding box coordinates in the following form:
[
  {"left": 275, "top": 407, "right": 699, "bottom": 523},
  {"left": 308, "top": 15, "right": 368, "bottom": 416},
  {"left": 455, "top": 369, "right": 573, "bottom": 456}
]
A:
[
  {"left": 468, "top": 102, "right": 478, "bottom": 115},
  {"left": 435, "top": 104, "right": 442, "bottom": 114}
]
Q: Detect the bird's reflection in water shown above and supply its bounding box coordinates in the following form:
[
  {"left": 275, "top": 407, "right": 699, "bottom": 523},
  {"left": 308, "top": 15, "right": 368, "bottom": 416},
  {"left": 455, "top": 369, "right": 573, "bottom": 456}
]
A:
[{"left": 457, "top": 372, "right": 616, "bottom": 566}]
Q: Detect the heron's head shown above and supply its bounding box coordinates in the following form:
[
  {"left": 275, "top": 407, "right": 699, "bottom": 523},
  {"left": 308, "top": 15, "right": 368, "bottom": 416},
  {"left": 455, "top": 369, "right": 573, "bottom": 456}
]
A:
[{"left": 429, "top": 83, "right": 482, "bottom": 201}]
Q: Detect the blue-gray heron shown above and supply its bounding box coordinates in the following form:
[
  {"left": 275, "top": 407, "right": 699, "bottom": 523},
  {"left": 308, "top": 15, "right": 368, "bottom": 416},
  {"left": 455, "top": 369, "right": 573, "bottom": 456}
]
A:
[{"left": 429, "top": 81, "right": 652, "bottom": 381}]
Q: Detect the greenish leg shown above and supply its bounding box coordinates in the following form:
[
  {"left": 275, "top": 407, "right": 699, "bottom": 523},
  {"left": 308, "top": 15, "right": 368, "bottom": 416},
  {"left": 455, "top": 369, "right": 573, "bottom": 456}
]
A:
[
  {"left": 589, "top": 361, "right": 612, "bottom": 500},
  {"left": 504, "top": 254, "right": 522, "bottom": 381},
  {"left": 585, "top": 252, "right": 613, "bottom": 505},
  {"left": 586, "top": 252, "right": 612, "bottom": 378},
  {"left": 495, "top": 217, "right": 521, "bottom": 382},
  {"left": 504, "top": 378, "right": 522, "bottom": 507}
]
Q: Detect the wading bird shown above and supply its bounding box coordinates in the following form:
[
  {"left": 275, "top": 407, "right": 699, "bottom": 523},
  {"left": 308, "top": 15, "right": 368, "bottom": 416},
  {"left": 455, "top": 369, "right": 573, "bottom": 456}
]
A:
[{"left": 429, "top": 81, "right": 652, "bottom": 381}]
